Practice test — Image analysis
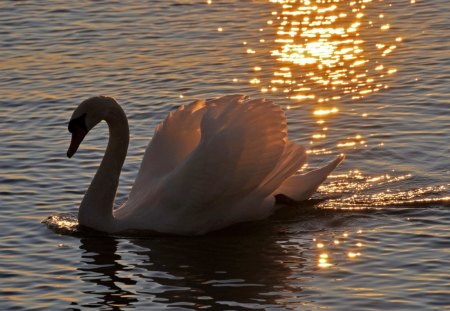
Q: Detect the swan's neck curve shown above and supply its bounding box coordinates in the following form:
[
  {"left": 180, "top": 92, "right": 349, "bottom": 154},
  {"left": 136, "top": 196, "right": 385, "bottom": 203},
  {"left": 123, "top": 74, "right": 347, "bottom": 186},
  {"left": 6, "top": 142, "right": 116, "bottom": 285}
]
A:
[{"left": 78, "top": 102, "right": 129, "bottom": 232}]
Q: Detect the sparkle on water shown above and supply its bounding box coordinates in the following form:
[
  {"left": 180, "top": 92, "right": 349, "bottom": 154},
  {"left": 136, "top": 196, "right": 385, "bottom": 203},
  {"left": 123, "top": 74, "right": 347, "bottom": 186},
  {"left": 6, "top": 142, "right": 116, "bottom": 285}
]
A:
[
  {"left": 244, "top": 0, "right": 407, "bottom": 150},
  {"left": 251, "top": 0, "right": 398, "bottom": 105}
]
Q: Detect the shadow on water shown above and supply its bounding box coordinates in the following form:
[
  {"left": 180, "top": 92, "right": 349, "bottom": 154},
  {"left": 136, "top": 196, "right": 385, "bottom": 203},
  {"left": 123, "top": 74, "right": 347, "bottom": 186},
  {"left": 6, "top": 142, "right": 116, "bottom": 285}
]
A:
[
  {"left": 72, "top": 227, "right": 302, "bottom": 310},
  {"left": 49, "top": 201, "right": 344, "bottom": 309},
  {"left": 74, "top": 237, "right": 138, "bottom": 310}
]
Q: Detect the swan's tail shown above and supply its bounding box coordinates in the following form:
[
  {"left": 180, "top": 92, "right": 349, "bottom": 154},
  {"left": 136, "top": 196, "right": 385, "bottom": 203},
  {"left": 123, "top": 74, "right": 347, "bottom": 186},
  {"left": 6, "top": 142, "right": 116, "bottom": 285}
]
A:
[{"left": 274, "top": 154, "right": 345, "bottom": 202}]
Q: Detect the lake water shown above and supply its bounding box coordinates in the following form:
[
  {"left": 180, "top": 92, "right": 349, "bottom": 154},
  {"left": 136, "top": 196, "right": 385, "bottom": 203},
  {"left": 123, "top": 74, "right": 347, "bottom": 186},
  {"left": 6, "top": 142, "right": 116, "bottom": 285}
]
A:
[{"left": 1, "top": 0, "right": 449, "bottom": 310}]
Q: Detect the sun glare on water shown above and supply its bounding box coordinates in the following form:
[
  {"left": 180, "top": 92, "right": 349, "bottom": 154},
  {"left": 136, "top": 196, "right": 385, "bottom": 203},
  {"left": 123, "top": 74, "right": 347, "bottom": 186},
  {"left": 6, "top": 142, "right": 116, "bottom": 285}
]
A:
[
  {"left": 247, "top": 0, "right": 400, "bottom": 109},
  {"left": 312, "top": 230, "right": 365, "bottom": 269},
  {"left": 263, "top": 0, "right": 398, "bottom": 105},
  {"left": 242, "top": 0, "right": 401, "bottom": 152}
]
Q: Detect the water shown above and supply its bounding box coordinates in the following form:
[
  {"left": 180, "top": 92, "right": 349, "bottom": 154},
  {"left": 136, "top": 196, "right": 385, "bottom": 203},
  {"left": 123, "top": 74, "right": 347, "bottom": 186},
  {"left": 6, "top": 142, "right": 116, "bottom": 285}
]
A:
[{"left": 1, "top": 0, "right": 449, "bottom": 310}]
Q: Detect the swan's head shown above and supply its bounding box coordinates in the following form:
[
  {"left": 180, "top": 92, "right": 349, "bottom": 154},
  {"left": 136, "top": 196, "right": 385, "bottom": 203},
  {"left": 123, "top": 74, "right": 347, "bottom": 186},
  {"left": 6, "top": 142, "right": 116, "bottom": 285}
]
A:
[{"left": 67, "top": 96, "right": 118, "bottom": 158}]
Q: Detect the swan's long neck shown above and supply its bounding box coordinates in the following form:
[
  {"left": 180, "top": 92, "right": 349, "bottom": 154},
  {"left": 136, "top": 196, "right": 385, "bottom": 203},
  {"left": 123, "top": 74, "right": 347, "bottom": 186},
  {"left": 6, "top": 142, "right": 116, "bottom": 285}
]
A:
[{"left": 78, "top": 103, "right": 129, "bottom": 232}]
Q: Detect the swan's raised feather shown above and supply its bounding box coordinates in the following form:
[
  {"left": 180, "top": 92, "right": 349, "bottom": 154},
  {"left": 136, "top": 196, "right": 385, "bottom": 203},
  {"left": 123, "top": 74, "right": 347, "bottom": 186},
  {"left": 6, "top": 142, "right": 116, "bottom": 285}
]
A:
[{"left": 67, "top": 95, "right": 343, "bottom": 235}]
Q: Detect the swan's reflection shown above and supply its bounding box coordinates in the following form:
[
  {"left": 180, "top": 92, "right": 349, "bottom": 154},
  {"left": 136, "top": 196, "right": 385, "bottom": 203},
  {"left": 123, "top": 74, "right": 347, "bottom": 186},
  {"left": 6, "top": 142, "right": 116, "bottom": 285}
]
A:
[
  {"left": 74, "top": 207, "right": 371, "bottom": 309},
  {"left": 76, "top": 223, "right": 306, "bottom": 310},
  {"left": 77, "top": 237, "right": 138, "bottom": 309}
]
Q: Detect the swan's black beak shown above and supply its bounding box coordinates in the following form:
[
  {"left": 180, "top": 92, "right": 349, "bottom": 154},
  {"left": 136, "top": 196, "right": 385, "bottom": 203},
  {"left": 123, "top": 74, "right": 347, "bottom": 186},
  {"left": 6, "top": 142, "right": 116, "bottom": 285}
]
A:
[{"left": 67, "top": 114, "right": 88, "bottom": 158}]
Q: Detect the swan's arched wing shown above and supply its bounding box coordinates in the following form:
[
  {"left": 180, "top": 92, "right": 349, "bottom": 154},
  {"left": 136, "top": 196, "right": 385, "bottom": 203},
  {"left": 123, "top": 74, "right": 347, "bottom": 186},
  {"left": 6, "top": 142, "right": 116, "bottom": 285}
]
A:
[
  {"left": 130, "top": 95, "right": 249, "bottom": 190},
  {"left": 127, "top": 95, "right": 257, "bottom": 206},
  {"left": 132, "top": 99, "right": 205, "bottom": 185},
  {"left": 156, "top": 98, "right": 287, "bottom": 218}
]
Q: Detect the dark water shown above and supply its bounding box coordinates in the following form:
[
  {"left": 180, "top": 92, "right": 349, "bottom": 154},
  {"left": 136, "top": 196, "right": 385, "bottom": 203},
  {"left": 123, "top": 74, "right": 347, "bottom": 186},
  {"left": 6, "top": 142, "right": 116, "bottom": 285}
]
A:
[{"left": 1, "top": 1, "right": 449, "bottom": 310}]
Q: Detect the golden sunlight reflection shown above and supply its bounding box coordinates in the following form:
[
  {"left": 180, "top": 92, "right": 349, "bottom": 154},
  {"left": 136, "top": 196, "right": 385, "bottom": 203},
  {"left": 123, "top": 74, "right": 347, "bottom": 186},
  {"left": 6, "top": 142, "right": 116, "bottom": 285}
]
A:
[
  {"left": 263, "top": 0, "right": 398, "bottom": 104},
  {"left": 318, "top": 253, "right": 332, "bottom": 268},
  {"left": 314, "top": 229, "right": 365, "bottom": 269},
  {"left": 315, "top": 169, "right": 450, "bottom": 209},
  {"left": 246, "top": 0, "right": 402, "bottom": 149}
]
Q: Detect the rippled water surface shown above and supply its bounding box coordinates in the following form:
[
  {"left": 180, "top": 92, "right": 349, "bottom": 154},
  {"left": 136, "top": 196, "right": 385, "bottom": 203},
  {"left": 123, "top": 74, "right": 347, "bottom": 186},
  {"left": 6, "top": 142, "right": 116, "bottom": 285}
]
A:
[{"left": 1, "top": 1, "right": 449, "bottom": 310}]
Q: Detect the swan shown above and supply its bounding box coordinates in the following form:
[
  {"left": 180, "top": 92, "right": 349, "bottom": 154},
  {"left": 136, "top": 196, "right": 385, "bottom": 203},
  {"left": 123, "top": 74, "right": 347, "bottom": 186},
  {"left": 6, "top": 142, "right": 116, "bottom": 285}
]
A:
[{"left": 67, "top": 95, "right": 344, "bottom": 235}]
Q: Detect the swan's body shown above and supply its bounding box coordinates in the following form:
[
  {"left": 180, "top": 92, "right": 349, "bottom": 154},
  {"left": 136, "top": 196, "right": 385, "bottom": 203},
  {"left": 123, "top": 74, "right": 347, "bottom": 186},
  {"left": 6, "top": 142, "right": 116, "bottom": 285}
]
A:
[{"left": 67, "top": 95, "right": 343, "bottom": 235}]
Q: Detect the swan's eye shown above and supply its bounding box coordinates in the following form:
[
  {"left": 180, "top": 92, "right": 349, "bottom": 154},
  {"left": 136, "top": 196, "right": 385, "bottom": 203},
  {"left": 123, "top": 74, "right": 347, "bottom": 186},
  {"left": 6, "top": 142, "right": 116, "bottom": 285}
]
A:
[{"left": 68, "top": 113, "right": 87, "bottom": 133}]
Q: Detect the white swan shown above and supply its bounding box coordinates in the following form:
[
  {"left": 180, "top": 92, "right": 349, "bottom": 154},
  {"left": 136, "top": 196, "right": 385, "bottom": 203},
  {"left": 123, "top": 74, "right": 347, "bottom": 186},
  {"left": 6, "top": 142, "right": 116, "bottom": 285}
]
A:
[{"left": 67, "top": 95, "right": 344, "bottom": 235}]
